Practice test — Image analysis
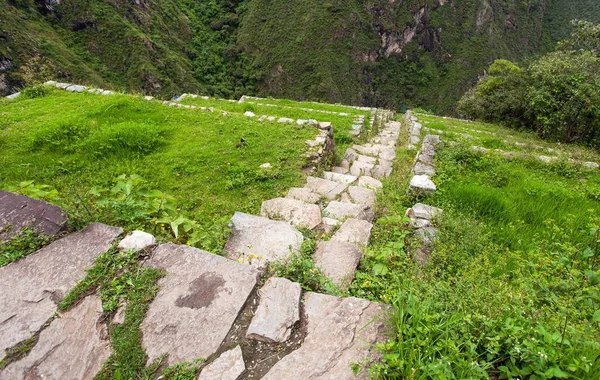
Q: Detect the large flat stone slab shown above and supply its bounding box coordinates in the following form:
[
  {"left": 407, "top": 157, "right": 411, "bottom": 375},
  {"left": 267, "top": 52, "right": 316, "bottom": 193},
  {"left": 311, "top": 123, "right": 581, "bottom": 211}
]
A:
[
  {"left": 313, "top": 241, "right": 363, "bottom": 288},
  {"left": 262, "top": 293, "right": 389, "bottom": 379},
  {"left": 331, "top": 219, "right": 373, "bottom": 247},
  {"left": 0, "top": 223, "right": 122, "bottom": 360},
  {"left": 305, "top": 176, "right": 349, "bottom": 200},
  {"left": 0, "top": 191, "right": 67, "bottom": 241},
  {"left": 246, "top": 277, "right": 301, "bottom": 343},
  {"left": 261, "top": 198, "right": 322, "bottom": 230},
  {"left": 347, "top": 186, "right": 376, "bottom": 207},
  {"left": 287, "top": 187, "right": 321, "bottom": 204},
  {"left": 358, "top": 176, "right": 383, "bottom": 191},
  {"left": 198, "top": 346, "right": 246, "bottom": 380},
  {"left": 141, "top": 243, "right": 259, "bottom": 366},
  {"left": 0, "top": 295, "right": 111, "bottom": 380},
  {"left": 323, "top": 201, "right": 374, "bottom": 222},
  {"left": 322, "top": 172, "right": 358, "bottom": 184},
  {"left": 225, "top": 212, "right": 303, "bottom": 266},
  {"left": 350, "top": 161, "right": 375, "bottom": 177}
]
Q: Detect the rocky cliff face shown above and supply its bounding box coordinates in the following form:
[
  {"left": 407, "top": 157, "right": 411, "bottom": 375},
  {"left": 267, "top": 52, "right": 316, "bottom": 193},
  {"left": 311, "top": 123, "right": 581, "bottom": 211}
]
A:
[{"left": 1, "top": 0, "right": 599, "bottom": 111}]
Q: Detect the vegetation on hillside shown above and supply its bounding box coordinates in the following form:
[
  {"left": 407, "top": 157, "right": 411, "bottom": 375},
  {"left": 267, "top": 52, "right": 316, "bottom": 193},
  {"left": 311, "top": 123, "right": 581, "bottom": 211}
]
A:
[{"left": 458, "top": 20, "right": 600, "bottom": 148}]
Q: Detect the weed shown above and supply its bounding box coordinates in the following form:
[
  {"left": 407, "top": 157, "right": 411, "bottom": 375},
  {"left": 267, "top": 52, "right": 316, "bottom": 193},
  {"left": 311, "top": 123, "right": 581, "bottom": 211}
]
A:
[{"left": 0, "top": 228, "right": 51, "bottom": 267}]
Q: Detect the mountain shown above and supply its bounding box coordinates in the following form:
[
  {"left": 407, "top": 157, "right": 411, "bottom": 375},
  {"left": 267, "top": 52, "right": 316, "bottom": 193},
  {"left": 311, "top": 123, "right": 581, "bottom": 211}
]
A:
[{"left": 1, "top": 0, "right": 599, "bottom": 112}]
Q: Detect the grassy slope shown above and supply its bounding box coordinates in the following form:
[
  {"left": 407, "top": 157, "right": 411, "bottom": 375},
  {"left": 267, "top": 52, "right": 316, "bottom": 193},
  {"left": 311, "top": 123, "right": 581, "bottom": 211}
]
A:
[
  {"left": 350, "top": 114, "right": 600, "bottom": 378},
  {"left": 0, "top": 89, "right": 315, "bottom": 249}
]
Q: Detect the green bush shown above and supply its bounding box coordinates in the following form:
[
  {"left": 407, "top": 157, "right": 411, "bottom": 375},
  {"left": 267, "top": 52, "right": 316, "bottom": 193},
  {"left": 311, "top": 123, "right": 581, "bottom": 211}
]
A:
[{"left": 20, "top": 85, "right": 49, "bottom": 99}]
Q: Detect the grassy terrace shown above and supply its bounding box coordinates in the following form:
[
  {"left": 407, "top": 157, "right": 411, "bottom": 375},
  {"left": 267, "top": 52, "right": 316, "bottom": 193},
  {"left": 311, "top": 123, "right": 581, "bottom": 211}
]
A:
[
  {"left": 350, "top": 113, "right": 600, "bottom": 379},
  {"left": 177, "top": 95, "right": 371, "bottom": 159},
  {"left": 0, "top": 88, "right": 316, "bottom": 250}
]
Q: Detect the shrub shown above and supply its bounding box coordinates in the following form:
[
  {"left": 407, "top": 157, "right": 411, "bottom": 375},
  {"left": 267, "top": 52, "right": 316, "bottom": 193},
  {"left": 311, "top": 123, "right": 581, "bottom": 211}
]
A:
[{"left": 21, "top": 85, "right": 49, "bottom": 99}]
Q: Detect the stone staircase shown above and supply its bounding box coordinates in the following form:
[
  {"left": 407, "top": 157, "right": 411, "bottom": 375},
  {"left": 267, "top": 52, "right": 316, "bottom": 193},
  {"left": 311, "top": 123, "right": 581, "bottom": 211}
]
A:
[{"left": 0, "top": 95, "right": 401, "bottom": 378}]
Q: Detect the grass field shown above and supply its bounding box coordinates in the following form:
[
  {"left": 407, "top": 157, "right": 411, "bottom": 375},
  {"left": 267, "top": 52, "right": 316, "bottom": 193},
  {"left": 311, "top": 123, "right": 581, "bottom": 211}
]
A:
[
  {"left": 350, "top": 113, "right": 600, "bottom": 379},
  {"left": 0, "top": 87, "right": 317, "bottom": 250}
]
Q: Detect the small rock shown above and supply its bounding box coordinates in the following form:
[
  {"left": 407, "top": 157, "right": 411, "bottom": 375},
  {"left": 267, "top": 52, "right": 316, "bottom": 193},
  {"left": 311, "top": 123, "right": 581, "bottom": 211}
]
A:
[
  {"left": 408, "top": 175, "right": 436, "bottom": 195},
  {"left": 259, "top": 163, "right": 272, "bottom": 169},
  {"left": 406, "top": 203, "right": 443, "bottom": 221},
  {"left": 583, "top": 162, "right": 600, "bottom": 170},
  {"left": 244, "top": 111, "right": 256, "bottom": 117},
  {"left": 246, "top": 278, "right": 301, "bottom": 343},
  {"left": 318, "top": 122, "right": 332, "bottom": 130},
  {"left": 118, "top": 230, "right": 156, "bottom": 252},
  {"left": 65, "top": 84, "right": 88, "bottom": 92},
  {"left": 278, "top": 117, "right": 294, "bottom": 123},
  {"left": 6, "top": 92, "right": 20, "bottom": 100},
  {"left": 198, "top": 346, "right": 245, "bottom": 380}
]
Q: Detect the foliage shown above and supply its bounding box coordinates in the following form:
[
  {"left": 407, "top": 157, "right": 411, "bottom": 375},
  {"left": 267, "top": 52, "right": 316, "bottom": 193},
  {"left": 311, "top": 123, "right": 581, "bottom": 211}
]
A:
[
  {"left": 458, "top": 21, "right": 600, "bottom": 147},
  {"left": 159, "top": 359, "right": 205, "bottom": 380},
  {"left": 0, "top": 228, "right": 50, "bottom": 267}
]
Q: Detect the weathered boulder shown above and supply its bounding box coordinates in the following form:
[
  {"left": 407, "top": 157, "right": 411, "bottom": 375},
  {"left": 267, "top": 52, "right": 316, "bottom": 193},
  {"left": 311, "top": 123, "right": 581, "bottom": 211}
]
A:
[
  {"left": 0, "top": 191, "right": 67, "bottom": 241},
  {"left": 261, "top": 198, "right": 322, "bottom": 230},
  {"left": 313, "top": 241, "right": 362, "bottom": 288},
  {"left": 141, "top": 243, "right": 259, "bottom": 366},
  {"left": 262, "top": 293, "right": 389, "bottom": 380},
  {"left": 246, "top": 277, "right": 301, "bottom": 343},
  {"left": 0, "top": 223, "right": 122, "bottom": 360},
  {"left": 118, "top": 230, "right": 156, "bottom": 252},
  {"left": 0, "top": 295, "right": 111, "bottom": 380},
  {"left": 324, "top": 201, "right": 374, "bottom": 222},
  {"left": 331, "top": 219, "right": 373, "bottom": 247},
  {"left": 225, "top": 212, "right": 303, "bottom": 266},
  {"left": 198, "top": 346, "right": 245, "bottom": 380}
]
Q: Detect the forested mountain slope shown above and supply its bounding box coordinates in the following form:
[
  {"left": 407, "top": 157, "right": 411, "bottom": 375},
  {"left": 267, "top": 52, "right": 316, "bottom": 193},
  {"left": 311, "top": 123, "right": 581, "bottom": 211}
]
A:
[{"left": 1, "top": 0, "right": 599, "bottom": 112}]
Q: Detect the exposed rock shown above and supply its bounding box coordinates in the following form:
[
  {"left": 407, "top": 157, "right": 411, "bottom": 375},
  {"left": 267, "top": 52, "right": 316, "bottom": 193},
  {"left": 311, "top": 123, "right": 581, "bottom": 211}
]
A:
[
  {"left": 118, "top": 230, "right": 156, "bottom": 252},
  {"left": 408, "top": 175, "right": 436, "bottom": 194},
  {"left": 0, "top": 191, "right": 67, "bottom": 241},
  {"left": 198, "top": 346, "right": 245, "bottom": 380},
  {"left": 358, "top": 176, "right": 383, "bottom": 191},
  {"left": 287, "top": 187, "right": 321, "bottom": 204},
  {"left": 350, "top": 160, "right": 375, "bottom": 177},
  {"left": 246, "top": 277, "right": 301, "bottom": 343},
  {"left": 261, "top": 198, "right": 322, "bottom": 230},
  {"left": 0, "top": 223, "right": 122, "bottom": 360},
  {"left": 259, "top": 163, "right": 273, "bottom": 169},
  {"left": 262, "top": 293, "right": 389, "bottom": 379},
  {"left": 141, "top": 243, "right": 259, "bottom": 366},
  {"left": 313, "top": 241, "right": 362, "bottom": 288},
  {"left": 406, "top": 203, "right": 443, "bottom": 220},
  {"left": 323, "top": 201, "right": 374, "bottom": 222},
  {"left": 305, "top": 176, "right": 349, "bottom": 200},
  {"left": 322, "top": 171, "right": 358, "bottom": 184},
  {"left": 414, "top": 227, "right": 439, "bottom": 246},
  {"left": 318, "top": 122, "right": 332, "bottom": 130},
  {"left": 225, "top": 212, "right": 303, "bottom": 266},
  {"left": 331, "top": 219, "right": 373, "bottom": 247},
  {"left": 372, "top": 159, "right": 393, "bottom": 179},
  {"left": 278, "top": 117, "right": 294, "bottom": 123},
  {"left": 347, "top": 186, "right": 376, "bottom": 207},
  {"left": 6, "top": 92, "right": 20, "bottom": 100},
  {"left": 112, "top": 302, "right": 127, "bottom": 325},
  {"left": 356, "top": 154, "right": 378, "bottom": 165},
  {"left": 243, "top": 111, "right": 256, "bottom": 117},
  {"left": 584, "top": 162, "right": 600, "bottom": 170},
  {"left": 413, "top": 162, "right": 435, "bottom": 176},
  {"left": 331, "top": 166, "right": 349, "bottom": 174},
  {"left": 0, "top": 296, "right": 111, "bottom": 380},
  {"left": 65, "top": 84, "right": 87, "bottom": 92}
]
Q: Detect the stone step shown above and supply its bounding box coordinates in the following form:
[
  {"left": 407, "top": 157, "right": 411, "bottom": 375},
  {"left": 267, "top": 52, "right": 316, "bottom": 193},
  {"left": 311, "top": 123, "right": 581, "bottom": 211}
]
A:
[
  {"left": 330, "top": 166, "right": 349, "bottom": 174},
  {"left": 286, "top": 187, "right": 321, "bottom": 204},
  {"left": 323, "top": 201, "right": 374, "bottom": 222},
  {"left": 261, "top": 292, "right": 389, "bottom": 379},
  {"left": 313, "top": 241, "right": 362, "bottom": 288},
  {"left": 322, "top": 171, "right": 358, "bottom": 184},
  {"left": 345, "top": 186, "right": 376, "bottom": 207},
  {"left": 408, "top": 175, "right": 437, "bottom": 194},
  {"left": 350, "top": 160, "right": 375, "bottom": 177},
  {"left": 0, "top": 295, "right": 111, "bottom": 379},
  {"left": 0, "top": 223, "right": 122, "bottom": 361},
  {"left": 261, "top": 198, "right": 322, "bottom": 230},
  {"left": 358, "top": 176, "right": 383, "bottom": 191},
  {"left": 141, "top": 243, "right": 260, "bottom": 366},
  {"left": 198, "top": 346, "right": 245, "bottom": 380},
  {"left": 225, "top": 212, "right": 304, "bottom": 266},
  {"left": 304, "top": 176, "right": 349, "bottom": 200},
  {"left": 246, "top": 277, "right": 301, "bottom": 343},
  {"left": 331, "top": 219, "right": 373, "bottom": 247}
]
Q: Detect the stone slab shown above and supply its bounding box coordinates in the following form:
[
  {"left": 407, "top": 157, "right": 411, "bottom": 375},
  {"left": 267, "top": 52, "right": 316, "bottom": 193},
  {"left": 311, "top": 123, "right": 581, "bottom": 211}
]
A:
[
  {"left": 358, "top": 176, "right": 383, "bottom": 191},
  {"left": 313, "top": 241, "right": 362, "bottom": 288},
  {"left": 141, "top": 243, "right": 259, "bottom": 366},
  {"left": 0, "top": 191, "right": 67, "bottom": 241},
  {"left": 198, "top": 346, "right": 245, "bottom": 380},
  {"left": 287, "top": 187, "right": 321, "bottom": 204},
  {"left": 225, "top": 212, "right": 303, "bottom": 266},
  {"left": 0, "top": 295, "right": 111, "bottom": 380},
  {"left": 413, "top": 162, "right": 435, "bottom": 176},
  {"left": 323, "top": 201, "right": 374, "bottom": 222},
  {"left": 347, "top": 186, "right": 376, "bottom": 207},
  {"left": 262, "top": 292, "right": 388, "bottom": 380},
  {"left": 305, "top": 176, "right": 349, "bottom": 200},
  {"left": 261, "top": 198, "right": 322, "bottom": 230},
  {"left": 350, "top": 161, "right": 375, "bottom": 177},
  {"left": 322, "top": 172, "right": 358, "bottom": 184},
  {"left": 406, "top": 203, "right": 443, "bottom": 221},
  {"left": 331, "top": 219, "right": 373, "bottom": 247},
  {"left": 246, "top": 278, "right": 301, "bottom": 343},
  {"left": 372, "top": 160, "right": 393, "bottom": 179},
  {"left": 0, "top": 223, "right": 121, "bottom": 360}
]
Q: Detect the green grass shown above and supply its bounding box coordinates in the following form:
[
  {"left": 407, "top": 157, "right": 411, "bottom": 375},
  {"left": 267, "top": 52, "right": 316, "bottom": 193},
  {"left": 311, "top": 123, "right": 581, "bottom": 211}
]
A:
[
  {"left": 178, "top": 95, "right": 369, "bottom": 161},
  {"left": 0, "top": 88, "right": 316, "bottom": 250},
  {"left": 351, "top": 114, "right": 600, "bottom": 379},
  {"left": 0, "top": 228, "right": 51, "bottom": 267}
]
